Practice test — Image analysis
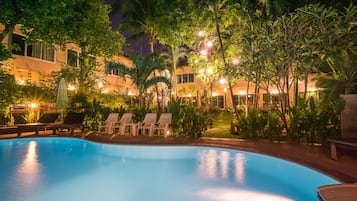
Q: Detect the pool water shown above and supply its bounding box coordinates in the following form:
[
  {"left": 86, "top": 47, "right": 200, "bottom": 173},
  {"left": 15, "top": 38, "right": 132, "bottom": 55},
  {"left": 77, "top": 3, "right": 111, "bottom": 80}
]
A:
[{"left": 0, "top": 138, "right": 338, "bottom": 201}]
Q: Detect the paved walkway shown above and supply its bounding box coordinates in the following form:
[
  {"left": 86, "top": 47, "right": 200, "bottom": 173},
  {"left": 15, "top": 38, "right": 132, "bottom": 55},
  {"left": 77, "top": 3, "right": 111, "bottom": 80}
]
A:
[{"left": 1, "top": 131, "right": 356, "bottom": 183}]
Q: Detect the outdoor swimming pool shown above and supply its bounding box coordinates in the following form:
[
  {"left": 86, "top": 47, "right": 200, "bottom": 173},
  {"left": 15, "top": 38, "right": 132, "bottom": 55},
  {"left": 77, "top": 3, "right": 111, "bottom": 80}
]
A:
[{"left": 0, "top": 137, "right": 339, "bottom": 201}]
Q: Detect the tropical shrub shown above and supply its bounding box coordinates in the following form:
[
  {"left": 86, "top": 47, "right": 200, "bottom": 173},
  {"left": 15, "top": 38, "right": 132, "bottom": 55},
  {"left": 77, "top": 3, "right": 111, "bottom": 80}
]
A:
[
  {"left": 288, "top": 96, "right": 341, "bottom": 144},
  {"left": 168, "top": 100, "right": 207, "bottom": 137},
  {"left": 0, "top": 71, "right": 18, "bottom": 112},
  {"left": 264, "top": 112, "right": 284, "bottom": 141},
  {"left": 132, "top": 107, "right": 154, "bottom": 123},
  {"left": 235, "top": 109, "right": 283, "bottom": 141},
  {"left": 236, "top": 109, "right": 267, "bottom": 139},
  {"left": 67, "top": 92, "right": 91, "bottom": 113},
  {"left": 66, "top": 92, "right": 92, "bottom": 130},
  {"left": 167, "top": 99, "right": 181, "bottom": 132},
  {"left": 18, "top": 84, "right": 55, "bottom": 104},
  {"left": 67, "top": 93, "right": 128, "bottom": 131}
]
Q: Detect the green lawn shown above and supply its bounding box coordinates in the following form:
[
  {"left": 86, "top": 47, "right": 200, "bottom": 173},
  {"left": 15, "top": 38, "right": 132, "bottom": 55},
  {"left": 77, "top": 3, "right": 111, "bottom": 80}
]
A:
[{"left": 203, "top": 111, "right": 240, "bottom": 138}]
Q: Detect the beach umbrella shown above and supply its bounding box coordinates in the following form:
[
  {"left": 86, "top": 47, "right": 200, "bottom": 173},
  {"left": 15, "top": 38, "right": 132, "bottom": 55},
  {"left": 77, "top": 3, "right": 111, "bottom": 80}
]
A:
[{"left": 56, "top": 78, "right": 68, "bottom": 121}]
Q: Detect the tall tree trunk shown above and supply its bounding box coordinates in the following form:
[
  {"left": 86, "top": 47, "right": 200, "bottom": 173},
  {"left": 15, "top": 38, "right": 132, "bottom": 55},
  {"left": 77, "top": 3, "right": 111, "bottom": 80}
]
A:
[
  {"left": 148, "top": 32, "right": 162, "bottom": 111},
  {"left": 294, "top": 79, "right": 298, "bottom": 106},
  {"left": 254, "top": 71, "right": 260, "bottom": 108},
  {"left": 245, "top": 81, "right": 250, "bottom": 116},
  {"left": 171, "top": 48, "right": 177, "bottom": 102},
  {"left": 213, "top": 3, "right": 239, "bottom": 120},
  {"left": 304, "top": 71, "right": 309, "bottom": 101},
  {"left": 285, "top": 67, "right": 290, "bottom": 110},
  {"left": 0, "top": 7, "right": 23, "bottom": 42}
]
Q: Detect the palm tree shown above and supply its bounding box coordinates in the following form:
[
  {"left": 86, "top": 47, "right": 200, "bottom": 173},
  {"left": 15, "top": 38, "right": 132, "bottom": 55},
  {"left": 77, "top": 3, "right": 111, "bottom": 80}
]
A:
[
  {"left": 161, "top": 45, "right": 189, "bottom": 100},
  {"left": 111, "top": 0, "right": 157, "bottom": 53},
  {"left": 111, "top": 0, "right": 166, "bottom": 109},
  {"left": 106, "top": 53, "right": 171, "bottom": 109}
]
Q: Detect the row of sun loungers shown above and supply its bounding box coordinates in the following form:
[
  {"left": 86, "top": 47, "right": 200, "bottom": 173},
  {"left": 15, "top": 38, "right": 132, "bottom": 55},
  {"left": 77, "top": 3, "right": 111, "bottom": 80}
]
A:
[
  {"left": 98, "top": 112, "right": 172, "bottom": 136},
  {"left": 15, "top": 112, "right": 86, "bottom": 136},
  {"left": 14, "top": 111, "right": 172, "bottom": 137},
  {"left": 16, "top": 112, "right": 61, "bottom": 136}
]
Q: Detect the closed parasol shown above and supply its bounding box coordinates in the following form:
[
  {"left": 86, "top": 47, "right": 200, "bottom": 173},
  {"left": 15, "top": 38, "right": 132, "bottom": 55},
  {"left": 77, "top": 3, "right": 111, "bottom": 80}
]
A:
[{"left": 56, "top": 78, "right": 68, "bottom": 121}]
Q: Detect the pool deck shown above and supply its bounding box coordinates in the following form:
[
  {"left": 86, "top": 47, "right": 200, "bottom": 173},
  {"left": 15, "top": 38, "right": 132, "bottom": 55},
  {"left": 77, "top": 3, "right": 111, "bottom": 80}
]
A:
[{"left": 1, "top": 131, "right": 356, "bottom": 183}]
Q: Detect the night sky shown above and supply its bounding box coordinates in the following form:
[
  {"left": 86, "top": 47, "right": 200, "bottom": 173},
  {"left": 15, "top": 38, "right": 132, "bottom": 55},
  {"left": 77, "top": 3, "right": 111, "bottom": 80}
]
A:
[{"left": 105, "top": 0, "right": 151, "bottom": 56}]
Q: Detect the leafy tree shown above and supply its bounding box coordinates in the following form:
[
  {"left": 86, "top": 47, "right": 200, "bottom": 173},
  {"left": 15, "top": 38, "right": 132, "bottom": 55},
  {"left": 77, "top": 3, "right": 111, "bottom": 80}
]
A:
[
  {"left": 1, "top": 0, "right": 125, "bottom": 95},
  {"left": 160, "top": 45, "right": 189, "bottom": 100},
  {"left": 17, "top": 84, "right": 56, "bottom": 104},
  {"left": 194, "top": 0, "right": 242, "bottom": 118},
  {"left": 105, "top": 53, "right": 172, "bottom": 109},
  {"left": 0, "top": 44, "right": 11, "bottom": 61},
  {"left": 231, "top": 15, "right": 267, "bottom": 110},
  {"left": 0, "top": 70, "right": 18, "bottom": 111},
  {"left": 56, "top": 0, "right": 125, "bottom": 94},
  {"left": 112, "top": 0, "right": 186, "bottom": 110},
  {"left": 309, "top": 4, "right": 357, "bottom": 95},
  {"left": 111, "top": 0, "right": 163, "bottom": 54},
  {"left": 323, "top": 50, "right": 357, "bottom": 94},
  {"left": 237, "top": 3, "right": 356, "bottom": 137},
  {"left": 0, "top": 0, "right": 86, "bottom": 60}
]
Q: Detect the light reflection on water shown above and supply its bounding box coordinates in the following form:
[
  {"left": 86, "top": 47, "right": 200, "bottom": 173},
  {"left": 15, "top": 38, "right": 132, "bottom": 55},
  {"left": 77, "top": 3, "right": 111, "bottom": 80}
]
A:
[
  {"left": 234, "top": 153, "right": 245, "bottom": 184},
  {"left": 219, "top": 151, "right": 230, "bottom": 179},
  {"left": 197, "top": 149, "right": 246, "bottom": 184},
  {"left": 15, "top": 141, "right": 41, "bottom": 196},
  {"left": 197, "top": 188, "right": 294, "bottom": 201}
]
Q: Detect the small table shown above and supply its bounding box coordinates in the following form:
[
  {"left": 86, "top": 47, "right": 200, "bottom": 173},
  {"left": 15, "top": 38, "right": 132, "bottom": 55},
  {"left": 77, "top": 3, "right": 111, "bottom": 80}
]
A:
[
  {"left": 328, "top": 139, "right": 357, "bottom": 160},
  {"left": 17, "top": 123, "right": 50, "bottom": 137}
]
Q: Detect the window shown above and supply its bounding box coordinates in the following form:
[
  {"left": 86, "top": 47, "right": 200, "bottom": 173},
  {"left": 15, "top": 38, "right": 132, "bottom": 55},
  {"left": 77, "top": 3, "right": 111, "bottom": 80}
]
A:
[
  {"left": 177, "top": 73, "right": 194, "bottom": 84},
  {"left": 11, "top": 34, "right": 25, "bottom": 56},
  {"left": 106, "top": 68, "right": 121, "bottom": 76},
  {"left": 183, "top": 74, "right": 188, "bottom": 83},
  {"left": 211, "top": 95, "right": 225, "bottom": 109},
  {"left": 11, "top": 34, "right": 55, "bottom": 62},
  {"left": 105, "top": 62, "right": 122, "bottom": 76},
  {"left": 67, "top": 50, "right": 79, "bottom": 67},
  {"left": 176, "top": 75, "right": 182, "bottom": 84},
  {"left": 27, "top": 42, "right": 55, "bottom": 62},
  {"left": 298, "top": 91, "right": 321, "bottom": 101},
  {"left": 67, "top": 50, "right": 96, "bottom": 68},
  {"left": 263, "top": 93, "right": 287, "bottom": 109},
  {"left": 188, "top": 74, "right": 194, "bottom": 82},
  {"left": 233, "top": 94, "right": 255, "bottom": 108},
  {"left": 111, "top": 69, "right": 121, "bottom": 76},
  {"left": 178, "top": 96, "right": 198, "bottom": 106}
]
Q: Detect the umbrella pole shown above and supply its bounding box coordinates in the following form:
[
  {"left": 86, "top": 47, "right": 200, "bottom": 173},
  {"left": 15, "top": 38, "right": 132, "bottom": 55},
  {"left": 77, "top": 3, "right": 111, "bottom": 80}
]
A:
[{"left": 60, "top": 109, "right": 64, "bottom": 122}]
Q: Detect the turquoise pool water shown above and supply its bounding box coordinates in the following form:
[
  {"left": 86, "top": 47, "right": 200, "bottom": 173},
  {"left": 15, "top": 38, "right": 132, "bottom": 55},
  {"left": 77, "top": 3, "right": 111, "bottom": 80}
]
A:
[{"left": 0, "top": 137, "right": 339, "bottom": 201}]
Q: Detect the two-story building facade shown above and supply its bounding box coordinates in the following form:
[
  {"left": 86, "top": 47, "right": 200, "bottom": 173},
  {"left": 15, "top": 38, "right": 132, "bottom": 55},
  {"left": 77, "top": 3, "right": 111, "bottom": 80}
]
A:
[{"left": 1, "top": 25, "right": 321, "bottom": 111}]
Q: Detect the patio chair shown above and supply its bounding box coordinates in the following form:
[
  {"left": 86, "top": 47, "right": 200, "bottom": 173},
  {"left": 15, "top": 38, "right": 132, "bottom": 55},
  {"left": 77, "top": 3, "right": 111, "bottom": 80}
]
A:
[
  {"left": 137, "top": 113, "right": 157, "bottom": 136},
  {"left": 97, "top": 113, "right": 119, "bottom": 134},
  {"left": 112, "top": 113, "right": 133, "bottom": 135},
  {"left": 153, "top": 113, "right": 172, "bottom": 137},
  {"left": 17, "top": 112, "right": 60, "bottom": 137},
  {"left": 52, "top": 112, "right": 85, "bottom": 135}
]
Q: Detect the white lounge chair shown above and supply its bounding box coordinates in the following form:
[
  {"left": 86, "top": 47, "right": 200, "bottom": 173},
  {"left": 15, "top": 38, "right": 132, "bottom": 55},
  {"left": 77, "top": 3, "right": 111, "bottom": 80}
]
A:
[
  {"left": 113, "top": 113, "right": 133, "bottom": 135},
  {"left": 98, "top": 113, "right": 119, "bottom": 134},
  {"left": 137, "top": 113, "right": 157, "bottom": 136},
  {"left": 153, "top": 113, "right": 172, "bottom": 137}
]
